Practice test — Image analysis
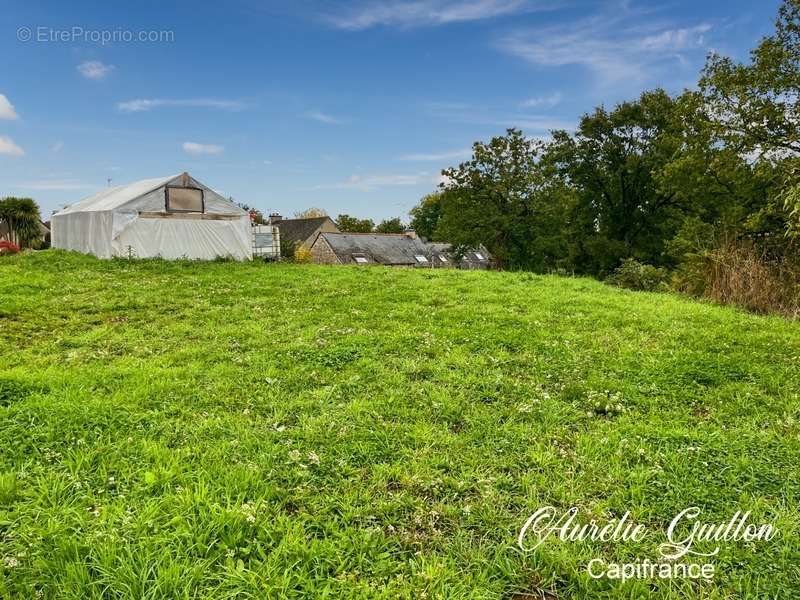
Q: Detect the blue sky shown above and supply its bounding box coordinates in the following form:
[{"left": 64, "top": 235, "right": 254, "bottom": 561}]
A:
[{"left": 0, "top": 0, "right": 782, "bottom": 221}]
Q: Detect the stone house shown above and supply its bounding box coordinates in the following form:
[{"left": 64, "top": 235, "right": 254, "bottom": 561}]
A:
[
  {"left": 309, "top": 231, "right": 490, "bottom": 268},
  {"left": 269, "top": 214, "right": 340, "bottom": 253}
]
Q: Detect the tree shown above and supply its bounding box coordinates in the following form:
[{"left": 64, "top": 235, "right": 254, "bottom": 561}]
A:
[
  {"left": 294, "top": 207, "right": 328, "bottom": 219},
  {"left": 656, "top": 91, "right": 788, "bottom": 252},
  {"left": 336, "top": 214, "right": 374, "bottom": 233},
  {"left": 0, "top": 197, "right": 42, "bottom": 248},
  {"left": 700, "top": 0, "right": 800, "bottom": 235},
  {"left": 409, "top": 193, "right": 444, "bottom": 240},
  {"left": 436, "top": 128, "right": 571, "bottom": 270},
  {"left": 701, "top": 0, "right": 800, "bottom": 156},
  {"left": 375, "top": 217, "right": 405, "bottom": 233},
  {"left": 236, "top": 203, "right": 266, "bottom": 224},
  {"left": 543, "top": 90, "right": 688, "bottom": 275}
]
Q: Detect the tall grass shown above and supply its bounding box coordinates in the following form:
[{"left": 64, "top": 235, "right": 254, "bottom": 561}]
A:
[{"left": 702, "top": 239, "right": 800, "bottom": 318}]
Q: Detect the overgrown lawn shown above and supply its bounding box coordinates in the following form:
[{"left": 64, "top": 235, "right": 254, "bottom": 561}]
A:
[{"left": 0, "top": 251, "right": 798, "bottom": 598}]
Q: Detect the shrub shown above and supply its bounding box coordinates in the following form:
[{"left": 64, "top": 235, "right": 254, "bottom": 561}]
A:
[
  {"left": 0, "top": 240, "right": 20, "bottom": 256},
  {"left": 280, "top": 238, "right": 298, "bottom": 259},
  {"left": 293, "top": 245, "right": 312, "bottom": 263},
  {"left": 606, "top": 259, "right": 669, "bottom": 292}
]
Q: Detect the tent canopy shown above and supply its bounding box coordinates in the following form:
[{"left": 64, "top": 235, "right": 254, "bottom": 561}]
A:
[{"left": 52, "top": 173, "right": 252, "bottom": 260}]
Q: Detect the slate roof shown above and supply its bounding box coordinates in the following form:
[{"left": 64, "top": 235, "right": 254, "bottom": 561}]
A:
[
  {"left": 319, "top": 232, "right": 433, "bottom": 265},
  {"left": 276, "top": 217, "right": 336, "bottom": 245},
  {"left": 428, "top": 242, "right": 492, "bottom": 267}
]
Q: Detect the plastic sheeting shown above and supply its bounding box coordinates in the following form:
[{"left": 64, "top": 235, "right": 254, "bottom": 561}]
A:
[
  {"left": 114, "top": 215, "right": 251, "bottom": 260},
  {"left": 51, "top": 173, "right": 252, "bottom": 261}
]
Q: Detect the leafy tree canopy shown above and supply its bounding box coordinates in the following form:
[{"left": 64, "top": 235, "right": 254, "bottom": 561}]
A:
[
  {"left": 375, "top": 217, "right": 406, "bottom": 234},
  {"left": 294, "top": 207, "right": 328, "bottom": 219},
  {"left": 336, "top": 214, "right": 375, "bottom": 233}
]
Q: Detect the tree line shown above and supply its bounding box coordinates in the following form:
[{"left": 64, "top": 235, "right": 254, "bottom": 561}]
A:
[
  {"left": 294, "top": 207, "right": 408, "bottom": 234},
  {"left": 409, "top": 1, "right": 800, "bottom": 314}
]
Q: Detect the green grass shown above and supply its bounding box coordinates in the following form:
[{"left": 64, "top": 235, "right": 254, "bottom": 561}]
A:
[{"left": 1, "top": 250, "right": 798, "bottom": 599}]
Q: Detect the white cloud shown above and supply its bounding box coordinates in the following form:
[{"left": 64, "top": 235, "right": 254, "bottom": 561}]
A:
[
  {"left": 50, "top": 141, "right": 64, "bottom": 153},
  {"left": 182, "top": 142, "right": 224, "bottom": 155},
  {"left": 436, "top": 172, "right": 456, "bottom": 187},
  {"left": 15, "top": 180, "right": 94, "bottom": 191},
  {"left": 0, "top": 94, "right": 19, "bottom": 120},
  {"left": 0, "top": 136, "right": 24, "bottom": 156},
  {"left": 305, "top": 109, "right": 342, "bottom": 124},
  {"left": 305, "top": 172, "right": 437, "bottom": 191},
  {"left": 424, "top": 101, "right": 573, "bottom": 132},
  {"left": 326, "top": 0, "right": 543, "bottom": 30},
  {"left": 638, "top": 24, "right": 712, "bottom": 52},
  {"left": 399, "top": 148, "right": 472, "bottom": 161},
  {"left": 496, "top": 16, "right": 713, "bottom": 88},
  {"left": 77, "top": 60, "right": 115, "bottom": 80},
  {"left": 118, "top": 98, "right": 247, "bottom": 112},
  {"left": 519, "top": 92, "right": 562, "bottom": 108}
]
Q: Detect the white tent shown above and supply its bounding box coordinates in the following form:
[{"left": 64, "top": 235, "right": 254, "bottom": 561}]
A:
[{"left": 52, "top": 173, "right": 252, "bottom": 261}]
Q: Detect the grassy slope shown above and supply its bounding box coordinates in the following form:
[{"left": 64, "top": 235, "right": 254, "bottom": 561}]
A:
[{"left": 0, "top": 251, "right": 798, "bottom": 599}]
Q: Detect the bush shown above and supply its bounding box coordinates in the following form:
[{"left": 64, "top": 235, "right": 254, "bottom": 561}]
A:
[
  {"left": 293, "top": 245, "right": 312, "bottom": 263},
  {"left": 280, "top": 238, "right": 298, "bottom": 259},
  {"left": 0, "top": 240, "right": 20, "bottom": 256},
  {"left": 606, "top": 259, "right": 669, "bottom": 292}
]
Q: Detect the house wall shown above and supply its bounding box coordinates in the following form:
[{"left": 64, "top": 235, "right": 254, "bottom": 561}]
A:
[
  {"left": 319, "top": 219, "right": 340, "bottom": 235},
  {"left": 309, "top": 235, "right": 341, "bottom": 264},
  {"left": 302, "top": 218, "right": 340, "bottom": 248}
]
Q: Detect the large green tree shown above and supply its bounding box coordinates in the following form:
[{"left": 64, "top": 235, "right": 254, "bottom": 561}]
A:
[
  {"left": 700, "top": 0, "right": 800, "bottom": 235},
  {"left": 408, "top": 193, "right": 444, "bottom": 241},
  {"left": 433, "top": 129, "right": 572, "bottom": 270},
  {"left": 701, "top": 0, "right": 799, "bottom": 155},
  {"left": 336, "top": 214, "right": 375, "bottom": 233},
  {"left": 543, "top": 90, "right": 688, "bottom": 275}
]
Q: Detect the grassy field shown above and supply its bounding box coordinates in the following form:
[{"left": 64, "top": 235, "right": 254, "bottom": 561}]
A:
[{"left": 0, "top": 251, "right": 798, "bottom": 599}]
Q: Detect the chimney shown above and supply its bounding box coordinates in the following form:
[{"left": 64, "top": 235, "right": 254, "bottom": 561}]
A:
[
  {"left": 404, "top": 229, "right": 418, "bottom": 239},
  {"left": 269, "top": 213, "right": 283, "bottom": 225}
]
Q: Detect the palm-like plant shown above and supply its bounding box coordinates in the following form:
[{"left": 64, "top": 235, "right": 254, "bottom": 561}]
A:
[{"left": 0, "top": 197, "right": 42, "bottom": 248}]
